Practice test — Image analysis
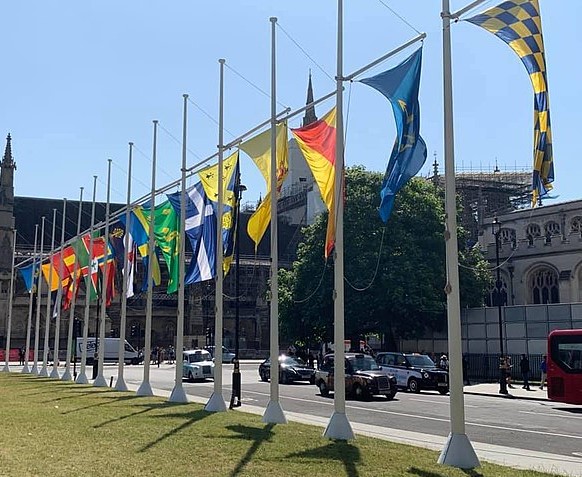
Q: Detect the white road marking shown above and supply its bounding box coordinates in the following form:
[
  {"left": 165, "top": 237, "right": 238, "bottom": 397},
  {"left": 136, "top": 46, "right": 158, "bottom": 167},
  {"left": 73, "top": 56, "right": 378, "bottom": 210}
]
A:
[{"left": 519, "top": 410, "right": 582, "bottom": 420}]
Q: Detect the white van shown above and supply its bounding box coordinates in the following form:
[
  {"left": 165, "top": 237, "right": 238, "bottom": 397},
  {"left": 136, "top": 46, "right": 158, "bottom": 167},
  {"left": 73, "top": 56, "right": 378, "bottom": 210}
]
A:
[{"left": 75, "top": 338, "right": 143, "bottom": 365}]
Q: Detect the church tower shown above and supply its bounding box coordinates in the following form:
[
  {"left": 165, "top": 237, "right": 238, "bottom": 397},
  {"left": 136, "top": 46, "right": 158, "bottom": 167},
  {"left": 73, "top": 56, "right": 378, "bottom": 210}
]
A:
[{"left": 0, "top": 134, "right": 16, "bottom": 278}]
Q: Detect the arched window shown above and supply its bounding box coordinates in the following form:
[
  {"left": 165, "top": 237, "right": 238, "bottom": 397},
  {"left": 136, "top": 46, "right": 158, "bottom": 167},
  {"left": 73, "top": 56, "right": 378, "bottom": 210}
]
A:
[
  {"left": 570, "top": 216, "right": 582, "bottom": 235},
  {"left": 526, "top": 223, "right": 541, "bottom": 238},
  {"left": 544, "top": 221, "right": 561, "bottom": 237},
  {"left": 529, "top": 268, "right": 559, "bottom": 304},
  {"left": 499, "top": 228, "right": 516, "bottom": 245},
  {"left": 485, "top": 275, "right": 508, "bottom": 307}
]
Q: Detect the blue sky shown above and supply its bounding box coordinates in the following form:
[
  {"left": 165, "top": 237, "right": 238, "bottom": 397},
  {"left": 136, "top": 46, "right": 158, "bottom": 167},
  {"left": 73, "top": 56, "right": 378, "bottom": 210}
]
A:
[{"left": 2, "top": 0, "right": 579, "bottom": 212}]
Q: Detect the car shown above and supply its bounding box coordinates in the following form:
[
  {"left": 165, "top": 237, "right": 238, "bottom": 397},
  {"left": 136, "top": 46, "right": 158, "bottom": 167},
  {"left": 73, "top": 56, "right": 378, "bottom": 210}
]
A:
[
  {"left": 376, "top": 352, "right": 449, "bottom": 394},
  {"left": 314, "top": 353, "right": 398, "bottom": 400},
  {"left": 204, "top": 345, "right": 236, "bottom": 363},
  {"left": 258, "top": 355, "right": 316, "bottom": 384},
  {"left": 182, "top": 349, "right": 214, "bottom": 381}
]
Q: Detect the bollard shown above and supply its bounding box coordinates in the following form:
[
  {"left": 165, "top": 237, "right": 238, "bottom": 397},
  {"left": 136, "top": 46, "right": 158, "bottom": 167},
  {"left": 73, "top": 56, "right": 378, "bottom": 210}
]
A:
[{"left": 109, "top": 376, "right": 114, "bottom": 387}]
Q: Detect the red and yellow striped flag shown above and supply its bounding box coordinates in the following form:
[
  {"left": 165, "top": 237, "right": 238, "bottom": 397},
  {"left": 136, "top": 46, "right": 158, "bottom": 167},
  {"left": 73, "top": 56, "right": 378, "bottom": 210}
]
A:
[{"left": 291, "top": 107, "right": 337, "bottom": 258}]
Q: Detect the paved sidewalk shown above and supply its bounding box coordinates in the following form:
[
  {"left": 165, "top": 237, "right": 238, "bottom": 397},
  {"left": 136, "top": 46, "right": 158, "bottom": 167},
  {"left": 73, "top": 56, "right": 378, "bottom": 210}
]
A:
[{"left": 463, "top": 382, "right": 549, "bottom": 401}]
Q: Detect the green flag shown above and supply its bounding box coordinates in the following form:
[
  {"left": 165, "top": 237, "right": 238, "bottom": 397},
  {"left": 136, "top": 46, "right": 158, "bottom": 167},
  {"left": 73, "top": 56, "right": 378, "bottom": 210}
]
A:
[
  {"left": 142, "top": 200, "right": 180, "bottom": 294},
  {"left": 72, "top": 234, "right": 99, "bottom": 301}
]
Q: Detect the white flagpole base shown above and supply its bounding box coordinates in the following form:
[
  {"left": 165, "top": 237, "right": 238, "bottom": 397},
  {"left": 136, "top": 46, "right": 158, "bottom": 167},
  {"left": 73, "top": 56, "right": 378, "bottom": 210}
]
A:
[
  {"left": 21, "top": 364, "right": 30, "bottom": 374},
  {"left": 204, "top": 392, "right": 227, "bottom": 412},
  {"left": 61, "top": 369, "right": 72, "bottom": 381},
  {"left": 323, "top": 412, "right": 355, "bottom": 440},
  {"left": 75, "top": 372, "right": 88, "bottom": 384},
  {"left": 50, "top": 367, "right": 60, "bottom": 379},
  {"left": 39, "top": 365, "right": 49, "bottom": 377},
  {"left": 438, "top": 432, "right": 480, "bottom": 469},
  {"left": 262, "top": 400, "right": 287, "bottom": 424},
  {"left": 30, "top": 365, "right": 39, "bottom": 375},
  {"left": 114, "top": 377, "right": 128, "bottom": 392},
  {"left": 93, "top": 375, "right": 108, "bottom": 387},
  {"left": 2, "top": 363, "right": 10, "bottom": 372},
  {"left": 168, "top": 384, "right": 188, "bottom": 403},
  {"left": 136, "top": 381, "right": 154, "bottom": 396}
]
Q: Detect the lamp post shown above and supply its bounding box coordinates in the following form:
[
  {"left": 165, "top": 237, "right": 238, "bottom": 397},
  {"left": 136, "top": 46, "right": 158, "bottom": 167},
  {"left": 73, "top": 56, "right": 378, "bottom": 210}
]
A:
[
  {"left": 229, "top": 182, "right": 246, "bottom": 409},
  {"left": 492, "top": 217, "right": 508, "bottom": 395}
]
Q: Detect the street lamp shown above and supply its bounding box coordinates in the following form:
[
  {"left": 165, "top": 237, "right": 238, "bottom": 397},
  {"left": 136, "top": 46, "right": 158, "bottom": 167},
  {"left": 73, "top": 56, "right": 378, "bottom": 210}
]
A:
[
  {"left": 229, "top": 182, "right": 246, "bottom": 409},
  {"left": 492, "top": 217, "right": 508, "bottom": 395}
]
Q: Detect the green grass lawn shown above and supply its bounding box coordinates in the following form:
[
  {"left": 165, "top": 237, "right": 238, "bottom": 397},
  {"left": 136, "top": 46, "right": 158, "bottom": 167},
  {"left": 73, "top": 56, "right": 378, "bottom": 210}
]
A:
[{"left": 0, "top": 373, "right": 561, "bottom": 477}]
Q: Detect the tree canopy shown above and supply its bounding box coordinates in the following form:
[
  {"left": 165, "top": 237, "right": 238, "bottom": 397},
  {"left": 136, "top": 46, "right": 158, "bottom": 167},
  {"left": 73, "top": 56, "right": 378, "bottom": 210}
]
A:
[{"left": 279, "top": 166, "right": 490, "bottom": 350}]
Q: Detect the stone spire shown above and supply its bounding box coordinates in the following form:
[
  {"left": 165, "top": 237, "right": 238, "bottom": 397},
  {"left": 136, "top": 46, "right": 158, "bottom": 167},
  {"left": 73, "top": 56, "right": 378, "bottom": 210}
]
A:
[
  {"left": 1, "top": 133, "right": 15, "bottom": 169},
  {"left": 302, "top": 71, "right": 318, "bottom": 127}
]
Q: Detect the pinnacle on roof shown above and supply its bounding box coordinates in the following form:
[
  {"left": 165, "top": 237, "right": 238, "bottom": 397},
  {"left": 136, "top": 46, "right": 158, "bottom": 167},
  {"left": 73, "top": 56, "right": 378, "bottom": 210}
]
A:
[
  {"left": 302, "top": 71, "right": 318, "bottom": 127},
  {"left": 2, "top": 133, "right": 14, "bottom": 167}
]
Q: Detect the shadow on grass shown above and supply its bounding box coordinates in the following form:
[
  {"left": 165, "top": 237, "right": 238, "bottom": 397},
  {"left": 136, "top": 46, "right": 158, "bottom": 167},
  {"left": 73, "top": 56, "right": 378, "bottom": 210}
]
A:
[
  {"left": 61, "top": 393, "right": 146, "bottom": 414},
  {"left": 140, "top": 409, "right": 210, "bottom": 452},
  {"left": 94, "top": 402, "right": 183, "bottom": 429},
  {"left": 224, "top": 423, "right": 275, "bottom": 477},
  {"left": 40, "top": 388, "right": 114, "bottom": 402},
  {"left": 286, "top": 441, "right": 361, "bottom": 477},
  {"left": 408, "top": 467, "right": 483, "bottom": 477}
]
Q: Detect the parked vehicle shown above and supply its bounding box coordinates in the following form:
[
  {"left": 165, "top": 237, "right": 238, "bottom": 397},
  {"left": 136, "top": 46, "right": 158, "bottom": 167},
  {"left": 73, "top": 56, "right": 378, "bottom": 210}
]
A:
[
  {"left": 376, "top": 352, "right": 449, "bottom": 394},
  {"left": 258, "top": 355, "right": 315, "bottom": 384},
  {"left": 204, "top": 345, "right": 236, "bottom": 363},
  {"left": 75, "top": 338, "right": 142, "bottom": 365},
  {"left": 547, "top": 329, "right": 582, "bottom": 405},
  {"left": 182, "top": 349, "right": 214, "bottom": 381},
  {"left": 314, "top": 353, "right": 398, "bottom": 400}
]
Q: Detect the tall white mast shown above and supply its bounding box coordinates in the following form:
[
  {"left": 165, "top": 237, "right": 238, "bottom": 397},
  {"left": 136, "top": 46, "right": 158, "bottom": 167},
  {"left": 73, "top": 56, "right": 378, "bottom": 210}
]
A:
[
  {"left": 169, "top": 95, "right": 189, "bottom": 403},
  {"left": 324, "top": 0, "right": 354, "bottom": 441},
  {"left": 2, "top": 228, "right": 17, "bottom": 372},
  {"left": 205, "top": 59, "right": 227, "bottom": 412},
  {"left": 50, "top": 199, "right": 67, "bottom": 379},
  {"left": 76, "top": 176, "right": 97, "bottom": 384},
  {"left": 22, "top": 223, "right": 39, "bottom": 374},
  {"left": 137, "top": 120, "right": 158, "bottom": 397},
  {"left": 31, "top": 217, "right": 45, "bottom": 375},
  {"left": 62, "top": 188, "right": 84, "bottom": 381},
  {"left": 40, "top": 209, "right": 57, "bottom": 377},
  {"left": 437, "top": 0, "right": 480, "bottom": 468},
  {"left": 263, "top": 16, "right": 287, "bottom": 424},
  {"left": 115, "top": 144, "right": 133, "bottom": 392}
]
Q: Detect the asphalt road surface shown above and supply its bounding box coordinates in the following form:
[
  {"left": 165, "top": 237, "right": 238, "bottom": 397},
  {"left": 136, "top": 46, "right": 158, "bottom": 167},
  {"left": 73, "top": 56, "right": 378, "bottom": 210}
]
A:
[{"left": 104, "top": 362, "right": 582, "bottom": 459}]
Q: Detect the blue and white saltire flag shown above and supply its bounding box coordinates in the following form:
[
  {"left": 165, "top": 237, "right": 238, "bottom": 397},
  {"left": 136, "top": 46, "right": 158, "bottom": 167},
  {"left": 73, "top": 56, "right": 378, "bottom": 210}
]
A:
[
  {"left": 168, "top": 181, "right": 217, "bottom": 284},
  {"left": 360, "top": 47, "right": 428, "bottom": 222},
  {"left": 20, "top": 262, "right": 40, "bottom": 293}
]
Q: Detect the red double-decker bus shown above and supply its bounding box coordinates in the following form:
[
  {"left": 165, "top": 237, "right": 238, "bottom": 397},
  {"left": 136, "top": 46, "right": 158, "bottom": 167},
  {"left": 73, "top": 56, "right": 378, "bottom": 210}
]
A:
[{"left": 547, "top": 329, "right": 582, "bottom": 405}]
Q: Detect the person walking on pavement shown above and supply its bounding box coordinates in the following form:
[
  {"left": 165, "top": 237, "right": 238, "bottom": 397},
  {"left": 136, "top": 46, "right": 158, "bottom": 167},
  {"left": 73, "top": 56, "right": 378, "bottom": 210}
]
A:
[
  {"left": 539, "top": 355, "right": 547, "bottom": 390},
  {"left": 520, "top": 353, "right": 531, "bottom": 390}
]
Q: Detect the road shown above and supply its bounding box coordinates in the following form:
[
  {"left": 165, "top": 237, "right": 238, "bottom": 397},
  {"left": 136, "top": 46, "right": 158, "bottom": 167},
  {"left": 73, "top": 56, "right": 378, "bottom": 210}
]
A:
[{"left": 99, "top": 362, "right": 582, "bottom": 459}]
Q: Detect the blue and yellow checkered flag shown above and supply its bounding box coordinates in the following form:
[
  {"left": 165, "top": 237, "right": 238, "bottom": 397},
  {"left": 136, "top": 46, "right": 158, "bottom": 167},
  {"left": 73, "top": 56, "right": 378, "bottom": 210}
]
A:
[{"left": 467, "top": 0, "right": 554, "bottom": 205}]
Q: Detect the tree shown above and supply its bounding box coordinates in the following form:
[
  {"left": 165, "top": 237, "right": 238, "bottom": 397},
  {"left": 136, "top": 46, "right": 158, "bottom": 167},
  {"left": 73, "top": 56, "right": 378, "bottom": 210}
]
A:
[{"left": 279, "top": 166, "right": 490, "bottom": 349}]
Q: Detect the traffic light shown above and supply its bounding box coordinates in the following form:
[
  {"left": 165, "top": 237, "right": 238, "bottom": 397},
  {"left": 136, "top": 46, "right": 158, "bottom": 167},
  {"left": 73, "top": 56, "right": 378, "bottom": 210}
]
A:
[{"left": 73, "top": 319, "right": 82, "bottom": 338}]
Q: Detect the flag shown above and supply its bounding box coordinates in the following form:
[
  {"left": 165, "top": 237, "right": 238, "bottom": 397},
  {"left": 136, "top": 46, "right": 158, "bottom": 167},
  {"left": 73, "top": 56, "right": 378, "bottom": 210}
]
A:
[
  {"left": 120, "top": 207, "right": 162, "bottom": 291},
  {"left": 91, "top": 235, "right": 116, "bottom": 306},
  {"left": 109, "top": 221, "right": 135, "bottom": 298},
  {"left": 141, "top": 200, "right": 180, "bottom": 294},
  {"left": 19, "top": 262, "right": 40, "bottom": 293},
  {"left": 291, "top": 107, "right": 337, "bottom": 258},
  {"left": 466, "top": 0, "right": 553, "bottom": 205},
  {"left": 199, "top": 151, "right": 240, "bottom": 275},
  {"left": 168, "top": 181, "right": 217, "bottom": 284},
  {"left": 72, "top": 234, "right": 98, "bottom": 301},
  {"left": 360, "top": 47, "right": 428, "bottom": 222},
  {"left": 240, "top": 123, "right": 289, "bottom": 249},
  {"left": 41, "top": 261, "right": 65, "bottom": 292}
]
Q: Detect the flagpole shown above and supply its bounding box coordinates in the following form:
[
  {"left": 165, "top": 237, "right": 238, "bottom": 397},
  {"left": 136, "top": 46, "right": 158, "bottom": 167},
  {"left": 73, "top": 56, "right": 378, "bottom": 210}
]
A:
[
  {"left": 77, "top": 176, "right": 97, "bottom": 384},
  {"left": 22, "top": 224, "right": 39, "bottom": 374},
  {"left": 205, "top": 59, "right": 227, "bottom": 412},
  {"left": 137, "top": 120, "right": 158, "bottom": 397},
  {"left": 94, "top": 160, "right": 112, "bottom": 387},
  {"left": 40, "top": 209, "right": 57, "bottom": 377},
  {"left": 437, "top": 0, "right": 479, "bottom": 468},
  {"left": 324, "top": 0, "right": 354, "bottom": 441},
  {"left": 50, "top": 200, "right": 67, "bottom": 378},
  {"left": 31, "top": 217, "right": 45, "bottom": 376},
  {"left": 63, "top": 188, "right": 83, "bottom": 381},
  {"left": 2, "top": 229, "right": 17, "bottom": 372},
  {"left": 263, "top": 16, "right": 287, "bottom": 424},
  {"left": 115, "top": 144, "right": 133, "bottom": 392},
  {"left": 169, "top": 95, "right": 189, "bottom": 403}
]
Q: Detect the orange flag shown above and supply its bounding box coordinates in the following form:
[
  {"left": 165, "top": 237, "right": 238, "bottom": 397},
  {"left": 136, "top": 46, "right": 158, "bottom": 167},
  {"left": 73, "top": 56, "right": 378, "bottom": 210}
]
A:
[{"left": 291, "top": 107, "right": 337, "bottom": 258}]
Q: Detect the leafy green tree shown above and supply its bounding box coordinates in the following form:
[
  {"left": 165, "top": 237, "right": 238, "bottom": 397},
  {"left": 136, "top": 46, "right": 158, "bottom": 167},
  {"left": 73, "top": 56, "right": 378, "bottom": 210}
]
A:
[{"left": 279, "top": 166, "right": 490, "bottom": 350}]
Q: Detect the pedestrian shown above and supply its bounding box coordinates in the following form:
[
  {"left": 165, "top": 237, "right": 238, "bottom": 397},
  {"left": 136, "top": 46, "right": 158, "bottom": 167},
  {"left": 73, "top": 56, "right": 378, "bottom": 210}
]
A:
[
  {"left": 19, "top": 347, "right": 25, "bottom": 366},
  {"left": 462, "top": 355, "right": 471, "bottom": 385},
  {"left": 439, "top": 354, "right": 449, "bottom": 371},
  {"left": 505, "top": 355, "right": 514, "bottom": 388},
  {"left": 520, "top": 353, "right": 531, "bottom": 390},
  {"left": 539, "top": 355, "right": 547, "bottom": 390}
]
